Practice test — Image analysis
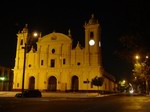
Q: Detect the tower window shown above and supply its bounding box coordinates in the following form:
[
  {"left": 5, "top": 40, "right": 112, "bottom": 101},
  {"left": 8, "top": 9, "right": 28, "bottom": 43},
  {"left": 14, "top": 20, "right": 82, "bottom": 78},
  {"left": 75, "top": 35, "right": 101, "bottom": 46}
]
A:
[
  {"left": 63, "top": 59, "right": 66, "bottom": 64},
  {"left": 90, "top": 32, "right": 94, "bottom": 38},
  {"left": 17, "top": 83, "right": 19, "bottom": 87},
  {"left": 20, "top": 39, "right": 23, "bottom": 45},
  {"left": 50, "top": 59, "right": 55, "bottom": 67},
  {"left": 41, "top": 60, "right": 44, "bottom": 65}
]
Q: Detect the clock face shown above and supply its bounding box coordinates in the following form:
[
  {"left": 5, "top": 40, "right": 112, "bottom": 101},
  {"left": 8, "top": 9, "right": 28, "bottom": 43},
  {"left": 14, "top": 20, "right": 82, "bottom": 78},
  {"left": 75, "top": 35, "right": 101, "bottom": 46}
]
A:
[{"left": 89, "top": 39, "right": 95, "bottom": 46}]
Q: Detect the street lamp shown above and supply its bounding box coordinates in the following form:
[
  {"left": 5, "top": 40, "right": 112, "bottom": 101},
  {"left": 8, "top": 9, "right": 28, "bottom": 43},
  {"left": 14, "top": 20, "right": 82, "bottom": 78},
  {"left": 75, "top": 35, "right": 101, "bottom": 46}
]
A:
[
  {"left": 22, "top": 32, "right": 38, "bottom": 95},
  {"left": 22, "top": 43, "right": 27, "bottom": 95},
  {"left": 133, "top": 54, "right": 150, "bottom": 94},
  {"left": 33, "top": 32, "right": 38, "bottom": 37},
  {"left": 144, "top": 55, "right": 149, "bottom": 94},
  {"left": 135, "top": 55, "right": 140, "bottom": 60}
]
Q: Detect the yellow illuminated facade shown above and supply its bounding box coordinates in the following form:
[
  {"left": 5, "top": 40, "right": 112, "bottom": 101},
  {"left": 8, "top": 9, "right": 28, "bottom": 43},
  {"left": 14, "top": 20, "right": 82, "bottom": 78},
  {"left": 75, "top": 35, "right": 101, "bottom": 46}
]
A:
[{"left": 13, "top": 15, "right": 116, "bottom": 92}]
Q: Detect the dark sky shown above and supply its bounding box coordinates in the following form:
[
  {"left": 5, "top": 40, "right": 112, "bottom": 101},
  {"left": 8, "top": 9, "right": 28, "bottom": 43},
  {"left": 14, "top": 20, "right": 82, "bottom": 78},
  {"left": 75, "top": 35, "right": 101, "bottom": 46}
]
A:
[{"left": 0, "top": 0, "right": 149, "bottom": 81}]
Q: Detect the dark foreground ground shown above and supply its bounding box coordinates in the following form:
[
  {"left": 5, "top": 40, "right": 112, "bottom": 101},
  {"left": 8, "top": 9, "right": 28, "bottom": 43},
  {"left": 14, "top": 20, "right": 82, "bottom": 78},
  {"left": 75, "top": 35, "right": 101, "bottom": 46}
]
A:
[{"left": 0, "top": 93, "right": 150, "bottom": 112}]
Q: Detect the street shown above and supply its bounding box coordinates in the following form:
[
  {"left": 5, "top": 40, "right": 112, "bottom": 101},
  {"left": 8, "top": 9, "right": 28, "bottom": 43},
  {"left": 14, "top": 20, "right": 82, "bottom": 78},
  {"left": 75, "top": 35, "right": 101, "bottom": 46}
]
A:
[{"left": 0, "top": 95, "right": 150, "bottom": 112}]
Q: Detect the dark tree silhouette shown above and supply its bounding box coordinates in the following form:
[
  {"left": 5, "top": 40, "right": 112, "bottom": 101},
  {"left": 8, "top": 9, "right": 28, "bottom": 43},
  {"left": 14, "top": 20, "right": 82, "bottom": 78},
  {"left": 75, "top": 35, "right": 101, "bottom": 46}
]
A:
[
  {"left": 115, "top": 32, "right": 150, "bottom": 93},
  {"left": 91, "top": 76, "right": 104, "bottom": 94}
]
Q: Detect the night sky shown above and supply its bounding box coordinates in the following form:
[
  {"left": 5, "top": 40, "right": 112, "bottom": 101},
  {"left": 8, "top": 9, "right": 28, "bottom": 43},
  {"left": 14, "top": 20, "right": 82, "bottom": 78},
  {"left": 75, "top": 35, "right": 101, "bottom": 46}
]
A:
[{"left": 0, "top": 0, "right": 150, "bottom": 81}]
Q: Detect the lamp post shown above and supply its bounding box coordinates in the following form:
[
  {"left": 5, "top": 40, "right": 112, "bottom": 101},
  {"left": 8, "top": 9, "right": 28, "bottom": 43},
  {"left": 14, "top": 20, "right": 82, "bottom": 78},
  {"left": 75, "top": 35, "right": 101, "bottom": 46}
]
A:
[
  {"left": 133, "top": 54, "right": 150, "bottom": 94},
  {"left": 144, "top": 55, "right": 149, "bottom": 94},
  {"left": 22, "top": 43, "right": 27, "bottom": 95},
  {"left": 133, "top": 55, "right": 142, "bottom": 93},
  {"left": 22, "top": 32, "right": 38, "bottom": 95}
]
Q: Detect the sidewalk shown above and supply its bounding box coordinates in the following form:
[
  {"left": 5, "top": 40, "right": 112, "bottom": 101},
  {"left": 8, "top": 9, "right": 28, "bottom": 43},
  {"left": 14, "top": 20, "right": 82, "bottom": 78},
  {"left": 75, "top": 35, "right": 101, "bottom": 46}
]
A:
[{"left": 0, "top": 91, "right": 110, "bottom": 98}]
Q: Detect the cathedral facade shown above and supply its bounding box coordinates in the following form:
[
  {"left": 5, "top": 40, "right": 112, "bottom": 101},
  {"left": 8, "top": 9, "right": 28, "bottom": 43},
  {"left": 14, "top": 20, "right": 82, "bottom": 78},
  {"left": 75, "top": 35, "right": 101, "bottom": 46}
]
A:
[{"left": 13, "top": 15, "right": 116, "bottom": 92}]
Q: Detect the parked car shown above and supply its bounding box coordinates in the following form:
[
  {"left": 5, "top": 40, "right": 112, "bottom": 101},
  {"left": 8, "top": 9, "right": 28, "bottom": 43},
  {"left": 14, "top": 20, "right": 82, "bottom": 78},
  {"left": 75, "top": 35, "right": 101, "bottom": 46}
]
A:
[{"left": 15, "top": 89, "right": 42, "bottom": 98}]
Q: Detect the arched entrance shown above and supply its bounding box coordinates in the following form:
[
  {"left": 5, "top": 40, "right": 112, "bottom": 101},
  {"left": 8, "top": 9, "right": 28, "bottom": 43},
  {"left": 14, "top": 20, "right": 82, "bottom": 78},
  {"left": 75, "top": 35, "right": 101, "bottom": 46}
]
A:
[
  {"left": 71, "top": 75, "right": 79, "bottom": 92},
  {"left": 47, "top": 76, "right": 57, "bottom": 91},
  {"left": 29, "top": 76, "right": 35, "bottom": 90}
]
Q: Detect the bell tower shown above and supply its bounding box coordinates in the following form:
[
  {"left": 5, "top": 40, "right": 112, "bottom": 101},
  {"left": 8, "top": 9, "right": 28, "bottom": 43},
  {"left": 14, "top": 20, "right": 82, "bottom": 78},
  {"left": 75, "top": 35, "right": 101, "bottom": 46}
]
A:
[
  {"left": 84, "top": 14, "right": 102, "bottom": 66},
  {"left": 14, "top": 24, "right": 28, "bottom": 69}
]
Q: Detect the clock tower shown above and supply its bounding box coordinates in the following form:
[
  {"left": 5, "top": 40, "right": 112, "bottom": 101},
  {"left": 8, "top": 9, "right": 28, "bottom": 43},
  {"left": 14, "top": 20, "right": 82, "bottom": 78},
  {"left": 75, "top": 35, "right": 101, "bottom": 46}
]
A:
[{"left": 84, "top": 14, "right": 102, "bottom": 66}]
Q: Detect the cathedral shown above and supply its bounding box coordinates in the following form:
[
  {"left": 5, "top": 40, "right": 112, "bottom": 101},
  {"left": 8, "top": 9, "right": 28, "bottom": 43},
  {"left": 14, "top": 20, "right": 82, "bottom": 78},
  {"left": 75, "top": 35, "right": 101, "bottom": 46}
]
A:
[{"left": 13, "top": 14, "right": 116, "bottom": 92}]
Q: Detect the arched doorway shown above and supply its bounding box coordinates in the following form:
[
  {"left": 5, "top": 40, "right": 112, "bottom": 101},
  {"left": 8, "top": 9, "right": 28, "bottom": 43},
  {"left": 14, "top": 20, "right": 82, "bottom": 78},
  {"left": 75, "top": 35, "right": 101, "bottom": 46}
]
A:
[
  {"left": 48, "top": 76, "right": 57, "bottom": 91},
  {"left": 29, "top": 76, "right": 35, "bottom": 90},
  {"left": 71, "top": 75, "right": 79, "bottom": 92}
]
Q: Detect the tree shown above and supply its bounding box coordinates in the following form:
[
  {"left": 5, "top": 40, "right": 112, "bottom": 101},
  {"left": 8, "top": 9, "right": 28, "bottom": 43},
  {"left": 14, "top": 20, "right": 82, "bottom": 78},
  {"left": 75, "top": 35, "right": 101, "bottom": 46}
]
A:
[
  {"left": 114, "top": 34, "right": 150, "bottom": 93},
  {"left": 132, "top": 57, "right": 150, "bottom": 94},
  {"left": 91, "top": 76, "right": 104, "bottom": 94},
  {"left": 118, "top": 80, "right": 129, "bottom": 93}
]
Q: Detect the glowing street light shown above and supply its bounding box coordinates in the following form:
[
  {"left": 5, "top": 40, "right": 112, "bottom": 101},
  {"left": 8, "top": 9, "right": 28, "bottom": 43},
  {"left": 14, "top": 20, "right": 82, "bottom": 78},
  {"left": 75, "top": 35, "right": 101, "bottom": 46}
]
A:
[
  {"left": 33, "top": 32, "right": 38, "bottom": 37},
  {"left": 133, "top": 54, "right": 150, "bottom": 94},
  {"left": 119, "top": 80, "right": 126, "bottom": 86},
  {"left": 122, "top": 80, "right": 126, "bottom": 84},
  {"left": 135, "top": 55, "right": 140, "bottom": 60}
]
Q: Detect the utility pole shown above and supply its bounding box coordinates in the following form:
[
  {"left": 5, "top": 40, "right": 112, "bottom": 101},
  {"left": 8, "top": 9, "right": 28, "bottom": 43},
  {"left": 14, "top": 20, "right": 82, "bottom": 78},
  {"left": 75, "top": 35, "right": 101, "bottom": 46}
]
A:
[{"left": 22, "top": 43, "right": 27, "bottom": 95}]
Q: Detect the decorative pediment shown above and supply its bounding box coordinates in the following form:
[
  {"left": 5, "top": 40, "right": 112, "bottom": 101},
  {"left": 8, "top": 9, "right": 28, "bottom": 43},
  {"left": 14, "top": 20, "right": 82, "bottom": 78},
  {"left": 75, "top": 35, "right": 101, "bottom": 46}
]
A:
[{"left": 38, "top": 32, "right": 72, "bottom": 44}]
